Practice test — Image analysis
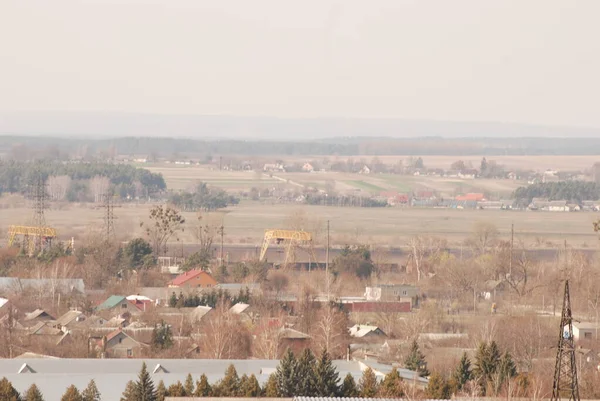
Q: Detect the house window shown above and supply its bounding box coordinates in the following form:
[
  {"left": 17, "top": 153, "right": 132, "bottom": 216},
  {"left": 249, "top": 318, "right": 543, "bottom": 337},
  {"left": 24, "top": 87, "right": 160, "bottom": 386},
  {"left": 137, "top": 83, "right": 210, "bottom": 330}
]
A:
[
  {"left": 402, "top": 291, "right": 407, "bottom": 296},
  {"left": 121, "top": 303, "right": 127, "bottom": 309},
  {"left": 127, "top": 349, "right": 132, "bottom": 357},
  {"left": 584, "top": 332, "right": 592, "bottom": 339},
  {"left": 119, "top": 338, "right": 123, "bottom": 344}
]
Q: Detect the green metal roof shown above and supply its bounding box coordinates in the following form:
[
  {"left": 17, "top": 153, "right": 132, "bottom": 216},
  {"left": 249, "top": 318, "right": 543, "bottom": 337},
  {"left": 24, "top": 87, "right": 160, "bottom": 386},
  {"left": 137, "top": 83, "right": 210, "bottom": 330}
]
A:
[{"left": 96, "top": 295, "right": 126, "bottom": 310}]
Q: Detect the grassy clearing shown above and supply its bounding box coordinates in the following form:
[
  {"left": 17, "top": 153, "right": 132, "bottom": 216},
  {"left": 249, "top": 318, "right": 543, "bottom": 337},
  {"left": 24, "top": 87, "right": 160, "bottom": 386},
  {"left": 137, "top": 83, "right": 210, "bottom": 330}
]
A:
[
  {"left": 1, "top": 200, "right": 598, "bottom": 250},
  {"left": 345, "top": 180, "right": 386, "bottom": 193}
]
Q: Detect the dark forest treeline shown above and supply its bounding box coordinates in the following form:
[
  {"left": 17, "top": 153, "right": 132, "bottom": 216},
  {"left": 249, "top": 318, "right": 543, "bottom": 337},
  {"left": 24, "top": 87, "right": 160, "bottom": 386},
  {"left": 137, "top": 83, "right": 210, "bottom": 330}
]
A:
[
  {"left": 0, "top": 160, "right": 166, "bottom": 197},
  {"left": 512, "top": 181, "right": 600, "bottom": 206},
  {"left": 5, "top": 136, "right": 600, "bottom": 157}
]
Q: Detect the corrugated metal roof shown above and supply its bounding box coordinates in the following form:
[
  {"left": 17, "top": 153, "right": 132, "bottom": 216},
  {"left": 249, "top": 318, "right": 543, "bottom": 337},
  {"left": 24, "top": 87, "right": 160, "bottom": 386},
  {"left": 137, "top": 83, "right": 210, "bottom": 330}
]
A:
[
  {"left": 96, "top": 295, "right": 126, "bottom": 310},
  {"left": 0, "top": 278, "right": 85, "bottom": 293},
  {"left": 0, "top": 358, "right": 367, "bottom": 401}
]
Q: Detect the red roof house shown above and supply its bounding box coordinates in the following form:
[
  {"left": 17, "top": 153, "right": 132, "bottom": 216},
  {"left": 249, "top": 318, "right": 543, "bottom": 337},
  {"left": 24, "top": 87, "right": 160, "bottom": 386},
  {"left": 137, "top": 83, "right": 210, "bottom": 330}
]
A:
[{"left": 169, "top": 270, "right": 217, "bottom": 289}]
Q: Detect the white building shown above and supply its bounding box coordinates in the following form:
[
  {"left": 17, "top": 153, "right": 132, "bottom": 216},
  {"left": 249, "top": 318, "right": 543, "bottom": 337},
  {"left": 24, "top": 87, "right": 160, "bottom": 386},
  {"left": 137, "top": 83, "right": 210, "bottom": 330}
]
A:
[{"left": 571, "top": 322, "right": 600, "bottom": 341}]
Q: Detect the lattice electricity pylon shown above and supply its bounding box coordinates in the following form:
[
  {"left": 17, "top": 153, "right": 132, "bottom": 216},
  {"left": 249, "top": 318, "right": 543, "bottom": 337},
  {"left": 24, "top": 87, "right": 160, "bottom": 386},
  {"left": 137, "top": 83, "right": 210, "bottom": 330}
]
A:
[
  {"left": 31, "top": 174, "right": 49, "bottom": 254},
  {"left": 102, "top": 192, "right": 116, "bottom": 242},
  {"left": 551, "top": 280, "right": 580, "bottom": 401}
]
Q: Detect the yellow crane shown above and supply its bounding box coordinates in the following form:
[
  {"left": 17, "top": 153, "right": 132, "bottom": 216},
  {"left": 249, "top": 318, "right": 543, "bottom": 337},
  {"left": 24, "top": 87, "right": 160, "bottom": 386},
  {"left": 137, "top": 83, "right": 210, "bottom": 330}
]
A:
[
  {"left": 7, "top": 225, "right": 57, "bottom": 256},
  {"left": 260, "top": 229, "right": 316, "bottom": 269}
]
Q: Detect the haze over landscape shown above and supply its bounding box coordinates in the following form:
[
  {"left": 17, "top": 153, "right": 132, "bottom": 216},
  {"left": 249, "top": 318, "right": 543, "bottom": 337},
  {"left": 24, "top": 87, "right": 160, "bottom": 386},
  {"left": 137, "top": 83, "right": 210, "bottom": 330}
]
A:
[
  {"left": 2, "top": 1, "right": 600, "bottom": 138},
  {"left": 2, "top": 1, "right": 600, "bottom": 400}
]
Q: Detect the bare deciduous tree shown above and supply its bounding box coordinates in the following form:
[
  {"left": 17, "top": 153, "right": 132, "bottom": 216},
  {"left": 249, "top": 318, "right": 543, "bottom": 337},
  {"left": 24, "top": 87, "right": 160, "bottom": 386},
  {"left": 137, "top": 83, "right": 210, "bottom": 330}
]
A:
[
  {"left": 141, "top": 205, "right": 185, "bottom": 255},
  {"left": 467, "top": 221, "right": 499, "bottom": 256},
  {"left": 312, "top": 305, "right": 349, "bottom": 358},
  {"left": 407, "top": 235, "right": 446, "bottom": 281},
  {"left": 89, "top": 175, "right": 110, "bottom": 203},
  {"left": 199, "top": 301, "right": 251, "bottom": 359},
  {"left": 46, "top": 175, "right": 71, "bottom": 201}
]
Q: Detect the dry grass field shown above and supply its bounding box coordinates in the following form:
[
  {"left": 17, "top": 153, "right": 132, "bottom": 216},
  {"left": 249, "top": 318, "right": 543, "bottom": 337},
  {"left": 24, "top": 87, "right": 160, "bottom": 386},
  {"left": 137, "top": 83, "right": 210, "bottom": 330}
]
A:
[
  {"left": 1, "top": 199, "right": 599, "bottom": 250},
  {"left": 285, "top": 155, "right": 600, "bottom": 172},
  {"left": 145, "top": 164, "right": 526, "bottom": 198}
]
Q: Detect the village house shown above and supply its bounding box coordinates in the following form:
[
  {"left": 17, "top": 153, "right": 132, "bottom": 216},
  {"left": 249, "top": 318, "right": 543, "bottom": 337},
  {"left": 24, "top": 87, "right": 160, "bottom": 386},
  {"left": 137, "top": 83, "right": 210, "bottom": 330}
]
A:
[
  {"left": 169, "top": 270, "right": 218, "bottom": 289},
  {"left": 279, "top": 327, "right": 311, "bottom": 355},
  {"left": 22, "top": 309, "right": 55, "bottom": 327},
  {"left": 302, "top": 162, "right": 314, "bottom": 172},
  {"left": 263, "top": 163, "right": 285, "bottom": 173},
  {"left": 458, "top": 169, "right": 478, "bottom": 179},
  {"left": 53, "top": 310, "right": 87, "bottom": 330},
  {"left": 365, "top": 284, "right": 419, "bottom": 307},
  {"left": 349, "top": 324, "right": 387, "bottom": 339},
  {"left": 98, "top": 328, "right": 145, "bottom": 358},
  {"left": 96, "top": 295, "right": 144, "bottom": 316},
  {"left": 359, "top": 165, "right": 371, "bottom": 174},
  {"left": 571, "top": 322, "right": 600, "bottom": 341}
]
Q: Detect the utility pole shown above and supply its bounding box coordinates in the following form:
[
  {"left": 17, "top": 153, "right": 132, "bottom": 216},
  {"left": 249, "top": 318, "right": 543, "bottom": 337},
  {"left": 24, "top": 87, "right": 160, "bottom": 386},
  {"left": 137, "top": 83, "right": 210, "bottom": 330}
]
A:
[
  {"left": 220, "top": 224, "right": 225, "bottom": 266},
  {"left": 551, "top": 280, "right": 580, "bottom": 401},
  {"left": 509, "top": 223, "right": 514, "bottom": 277},
  {"left": 326, "top": 220, "right": 330, "bottom": 301}
]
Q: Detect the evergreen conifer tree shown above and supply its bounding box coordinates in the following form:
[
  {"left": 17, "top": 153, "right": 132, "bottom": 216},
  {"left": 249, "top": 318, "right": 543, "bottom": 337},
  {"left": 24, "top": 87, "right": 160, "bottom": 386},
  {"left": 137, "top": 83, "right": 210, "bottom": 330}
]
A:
[
  {"left": 263, "top": 373, "right": 279, "bottom": 397},
  {"left": 340, "top": 373, "right": 359, "bottom": 397},
  {"left": 156, "top": 381, "right": 167, "bottom": 401},
  {"left": 194, "top": 374, "right": 212, "bottom": 397},
  {"left": 135, "top": 362, "right": 156, "bottom": 401},
  {"left": 314, "top": 349, "right": 340, "bottom": 396},
  {"left": 120, "top": 381, "right": 136, "bottom": 401},
  {"left": 184, "top": 374, "right": 194, "bottom": 396},
  {"left": 82, "top": 379, "right": 101, "bottom": 401},
  {"left": 0, "top": 378, "right": 21, "bottom": 401},
  {"left": 168, "top": 292, "right": 177, "bottom": 307},
  {"left": 238, "top": 374, "right": 249, "bottom": 396},
  {"left": 295, "top": 348, "right": 317, "bottom": 395},
  {"left": 358, "top": 368, "right": 379, "bottom": 397},
  {"left": 167, "top": 382, "right": 185, "bottom": 397},
  {"left": 473, "top": 341, "right": 501, "bottom": 395},
  {"left": 425, "top": 372, "right": 451, "bottom": 399},
  {"left": 494, "top": 351, "right": 518, "bottom": 395},
  {"left": 452, "top": 352, "right": 472, "bottom": 391},
  {"left": 25, "top": 384, "right": 44, "bottom": 401},
  {"left": 244, "top": 374, "right": 262, "bottom": 397},
  {"left": 404, "top": 339, "right": 429, "bottom": 377},
  {"left": 61, "top": 385, "right": 82, "bottom": 401},
  {"left": 275, "top": 348, "right": 298, "bottom": 397},
  {"left": 378, "top": 368, "right": 404, "bottom": 397},
  {"left": 218, "top": 364, "right": 240, "bottom": 397}
]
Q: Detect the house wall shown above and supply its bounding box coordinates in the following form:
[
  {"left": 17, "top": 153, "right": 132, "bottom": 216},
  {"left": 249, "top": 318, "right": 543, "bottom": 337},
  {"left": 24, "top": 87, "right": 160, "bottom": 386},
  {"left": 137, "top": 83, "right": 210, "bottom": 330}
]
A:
[
  {"left": 176, "top": 274, "right": 217, "bottom": 289},
  {"left": 106, "top": 334, "right": 142, "bottom": 358},
  {"left": 113, "top": 300, "right": 142, "bottom": 315},
  {"left": 279, "top": 338, "right": 310, "bottom": 357}
]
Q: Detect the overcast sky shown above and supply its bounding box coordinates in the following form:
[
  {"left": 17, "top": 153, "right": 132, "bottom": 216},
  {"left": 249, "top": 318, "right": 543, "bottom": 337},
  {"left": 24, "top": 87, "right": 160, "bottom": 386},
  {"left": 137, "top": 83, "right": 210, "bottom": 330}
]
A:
[{"left": 1, "top": 1, "right": 599, "bottom": 128}]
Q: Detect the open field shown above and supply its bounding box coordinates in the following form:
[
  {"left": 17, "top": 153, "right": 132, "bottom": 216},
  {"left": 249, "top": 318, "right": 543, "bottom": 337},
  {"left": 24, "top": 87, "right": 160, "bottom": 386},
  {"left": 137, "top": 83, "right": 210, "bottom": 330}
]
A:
[
  {"left": 1, "top": 200, "right": 599, "bottom": 250},
  {"left": 285, "top": 155, "right": 600, "bottom": 172},
  {"left": 144, "top": 164, "right": 526, "bottom": 198}
]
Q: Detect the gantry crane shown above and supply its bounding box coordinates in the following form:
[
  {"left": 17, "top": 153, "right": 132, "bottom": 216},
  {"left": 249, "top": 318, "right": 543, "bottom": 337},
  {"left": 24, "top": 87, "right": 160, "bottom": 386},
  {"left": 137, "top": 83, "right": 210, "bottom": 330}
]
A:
[
  {"left": 7, "top": 225, "right": 57, "bottom": 256},
  {"left": 260, "top": 229, "right": 317, "bottom": 269}
]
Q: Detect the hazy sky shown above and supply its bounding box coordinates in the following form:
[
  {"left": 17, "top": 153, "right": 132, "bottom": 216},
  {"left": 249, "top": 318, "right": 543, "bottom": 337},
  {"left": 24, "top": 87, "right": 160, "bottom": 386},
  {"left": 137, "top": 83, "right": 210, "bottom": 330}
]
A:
[{"left": 1, "top": 1, "right": 600, "bottom": 127}]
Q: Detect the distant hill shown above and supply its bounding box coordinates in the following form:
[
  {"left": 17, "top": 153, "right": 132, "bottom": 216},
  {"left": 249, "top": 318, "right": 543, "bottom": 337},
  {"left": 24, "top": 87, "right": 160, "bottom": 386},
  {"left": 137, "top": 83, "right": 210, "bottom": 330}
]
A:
[{"left": 2, "top": 111, "right": 600, "bottom": 140}]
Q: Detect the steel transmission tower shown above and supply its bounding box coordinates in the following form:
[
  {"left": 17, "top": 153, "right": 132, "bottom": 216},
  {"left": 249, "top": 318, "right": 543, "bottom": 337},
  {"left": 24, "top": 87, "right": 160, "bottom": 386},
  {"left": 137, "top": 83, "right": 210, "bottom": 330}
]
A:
[
  {"left": 102, "top": 192, "right": 116, "bottom": 242},
  {"left": 551, "top": 280, "right": 580, "bottom": 401},
  {"left": 31, "top": 174, "right": 48, "bottom": 253}
]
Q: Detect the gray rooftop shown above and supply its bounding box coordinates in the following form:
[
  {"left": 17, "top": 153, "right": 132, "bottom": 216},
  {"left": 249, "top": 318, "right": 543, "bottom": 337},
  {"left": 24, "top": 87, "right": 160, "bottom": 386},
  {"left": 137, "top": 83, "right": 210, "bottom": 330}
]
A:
[
  {"left": 0, "top": 278, "right": 85, "bottom": 294},
  {"left": 0, "top": 358, "right": 401, "bottom": 400}
]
